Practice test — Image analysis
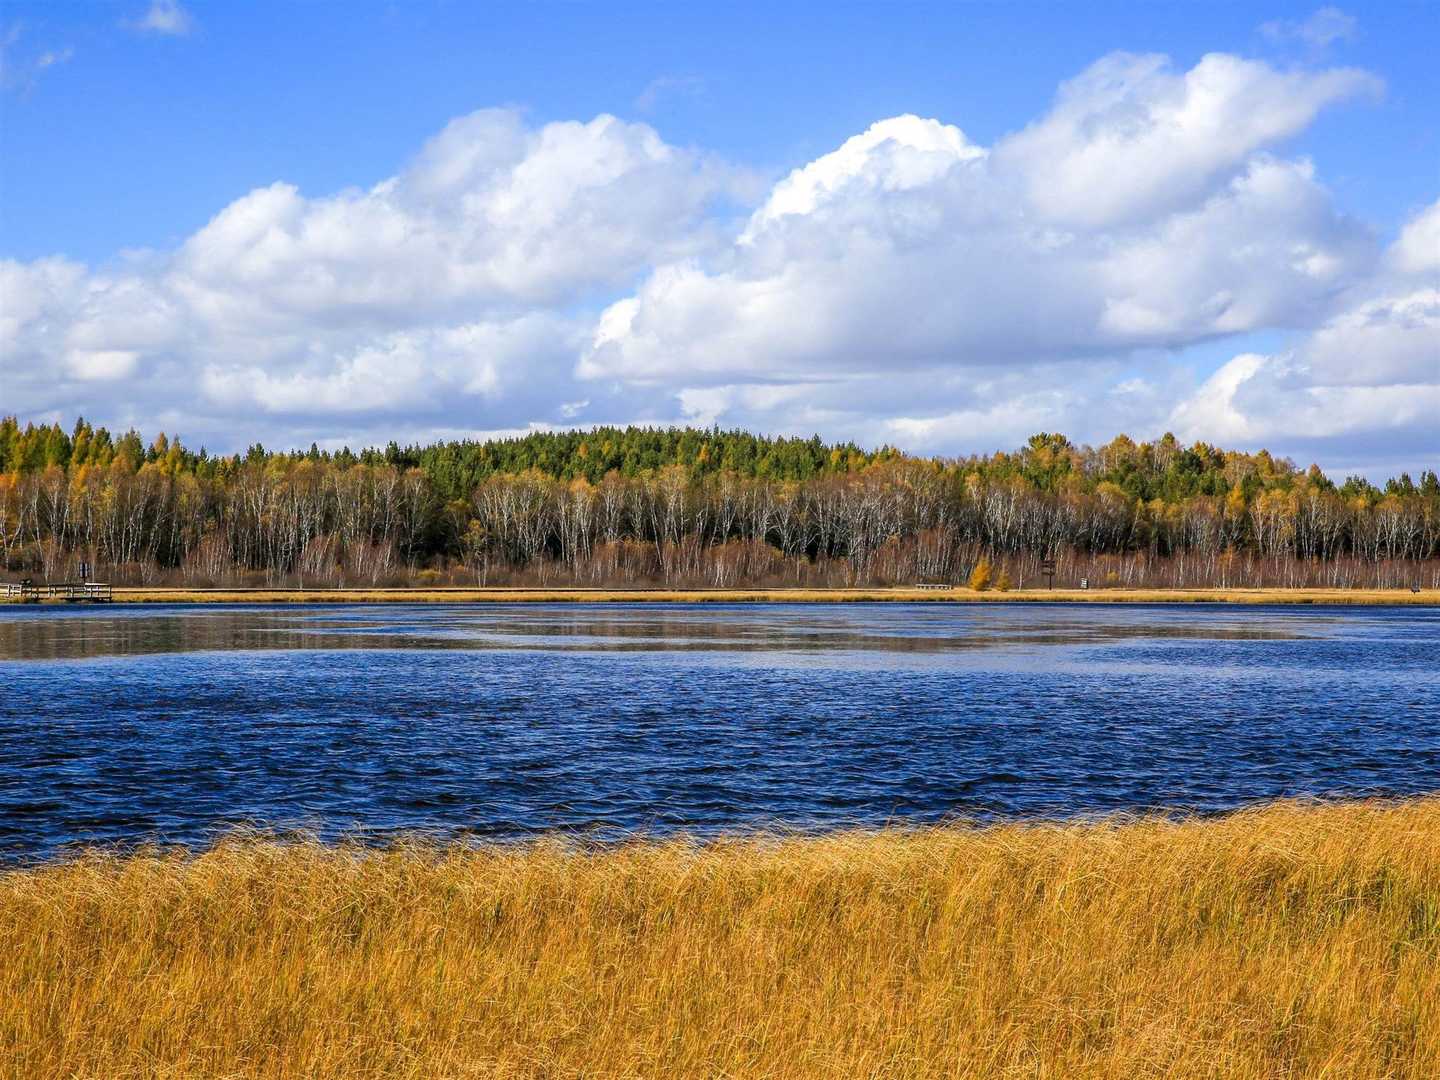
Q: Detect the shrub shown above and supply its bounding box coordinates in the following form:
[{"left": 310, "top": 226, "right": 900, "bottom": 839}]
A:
[{"left": 968, "top": 559, "right": 993, "bottom": 591}]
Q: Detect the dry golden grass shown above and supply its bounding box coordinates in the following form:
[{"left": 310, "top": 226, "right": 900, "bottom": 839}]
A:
[
  {"left": 91, "top": 584, "right": 1440, "bottom": 605},
  {"left": 5, "top": 800, "right": 1440, "bottom": 1078}
]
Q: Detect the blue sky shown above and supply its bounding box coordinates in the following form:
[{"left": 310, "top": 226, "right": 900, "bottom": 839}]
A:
[{"left": 2, "top": 1, "right": 1437, "bottom": 476}]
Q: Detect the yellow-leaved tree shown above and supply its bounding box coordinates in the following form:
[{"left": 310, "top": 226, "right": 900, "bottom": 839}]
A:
[{"left": 969, "top": 559, "right": 992, "bottom": 591}]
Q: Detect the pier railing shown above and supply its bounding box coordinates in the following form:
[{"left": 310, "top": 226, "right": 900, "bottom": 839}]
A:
[{"left": 1, "top": 581, "right": 113, "bottom": 603}]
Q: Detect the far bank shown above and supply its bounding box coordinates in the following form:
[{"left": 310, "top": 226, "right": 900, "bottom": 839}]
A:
[{"left": 7, "top": 585, "right": 1437, "bottom": 605}]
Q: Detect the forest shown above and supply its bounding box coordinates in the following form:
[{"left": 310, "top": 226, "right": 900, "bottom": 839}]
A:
[{"left": 2, "top": 416, "right": 1437, "bottom": 590}]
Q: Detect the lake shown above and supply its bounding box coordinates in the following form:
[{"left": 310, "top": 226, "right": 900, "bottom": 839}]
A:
[{"left": 2, "top": 602, "right": 1437, "bottom": 859}]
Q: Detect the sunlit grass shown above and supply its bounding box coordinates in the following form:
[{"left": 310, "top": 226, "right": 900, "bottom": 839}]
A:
[{"left": 4, "top": 799, "right": 1440, "bottom": 1078}]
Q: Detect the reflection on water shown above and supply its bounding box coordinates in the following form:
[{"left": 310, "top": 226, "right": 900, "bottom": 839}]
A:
[
  {"left": 1, "top": 603, "right": 1437, "bottom": 859},
  {"left": 0, "top": 604, "right": 1312, "bottom": 662}
]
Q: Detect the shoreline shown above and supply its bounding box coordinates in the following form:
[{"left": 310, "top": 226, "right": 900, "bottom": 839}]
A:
[{"left": 8, "top": 584, "right": 1437, "bottom": 605}]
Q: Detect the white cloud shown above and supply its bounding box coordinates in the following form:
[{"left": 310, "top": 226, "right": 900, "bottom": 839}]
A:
[
  {"left": 198, "top": 315, "right": 580, "bottom": 416},
  {"left": 993, "top": 52, "right": 1378, "bottom": 229},
  {"left": 1391, "top": 199, "right": 1440, "bottom": 273},
  {"left": 1303, "top": 288, "right": 1440, "bottom": 386},
  {"left": 163, "top": 111, "right": 740, "bottom": 332},
  {"left": 0, "top": 257, "right": 85, "bottom": 341},
  {"left": 585, "top": 53, "right": 1378, "bottom": 394},
  {"left": 743, "top": 115, "right": 986, "bottom": 237},
  {"left": 1262, "top": 8, "right": 1359, "bottom": 51},
  {"left": 132, "top": 1, "right": 194, "bottom": 37},
  {"left": 0, "top": 22, "right": 74, "bottom": 95},
  {"left": 66, "top": 349, "right": 140, "bottom": 382},
  {"left": 1170, "top": 197, "right": 1440, "bottom": 461},
  {"left": 665, "top": 361, "right": 1186, "bottom": 460},
  {"left": 2, "top": 48, "right": 1427, "bottom": 473},
  {"left": 636, "top": 74, "right": 705, "bottom": 114},
  {"left": 0, "top": 109, "right": 743, "bottom": 447},
  {"left": 34, "top": 47, "right": 73, "bottom": 71},
  {"left": 1169, "top": 352, "right": 1274, "bottom": 442},
  {"left": 1171, "top": 351, "right": 1440, "bottom": 446}
]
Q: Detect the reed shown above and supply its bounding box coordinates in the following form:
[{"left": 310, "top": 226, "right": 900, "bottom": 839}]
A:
[{"left": 4, "top": 799, "right": 1440, "bottom": 1078}]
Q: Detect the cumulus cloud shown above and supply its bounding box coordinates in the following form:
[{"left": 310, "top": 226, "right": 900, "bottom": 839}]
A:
[
  {"left": 168, "top": 110, "right": 738, "bottom": 328},
  {"left": 1, "top": 110, "right": 744, "bottom": 447},
  {"left": 199, "top": 315, "right": 583, "bottom": 417},
  {"left": 2, "top": 48, "right": 1425, "bottom": 471},
  {"left": 742, "top": 115, "right": 986, "bottom": 235},
  {"left": 584, "top": 53, "right": 1380, "bottom": 424},
  {"left": 1391, "top": 200, "right": 1440, "bottom": 274},
  {"left": 1170, "top": 197, "right": 1440, "bottom": 468},
  {"left": 994, "top": 52, "right": 1377, "bottom": 228},
  {"left": 1168, "top": 346, "right": 1440, "bottom": 478}
]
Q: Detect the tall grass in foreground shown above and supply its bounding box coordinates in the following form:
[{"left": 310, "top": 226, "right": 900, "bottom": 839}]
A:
[{"left": 4, "top": 800, "right": 1439, "bottom": 1079}]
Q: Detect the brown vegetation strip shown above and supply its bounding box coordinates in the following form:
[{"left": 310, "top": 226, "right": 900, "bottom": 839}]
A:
[
  {"left": 4, "top": 799, "right": 1440, "bottom": 1078},
  {"left": 86, "top": 585, "right": 1440, "bottom": 604}
]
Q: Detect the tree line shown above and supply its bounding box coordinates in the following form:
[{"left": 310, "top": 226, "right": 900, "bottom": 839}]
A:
[{"left": 2, "top": 417, "right": 1437, "bottom": 589}]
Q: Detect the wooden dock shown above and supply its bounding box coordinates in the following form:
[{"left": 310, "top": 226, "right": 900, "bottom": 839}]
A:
[{"left": 2, "top": 582, "right": 113, "bottom": 603}]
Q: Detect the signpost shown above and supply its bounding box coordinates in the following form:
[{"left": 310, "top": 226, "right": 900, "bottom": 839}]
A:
[{"left": 1040, "top": 558, "right": 1056, "bottom": 590}]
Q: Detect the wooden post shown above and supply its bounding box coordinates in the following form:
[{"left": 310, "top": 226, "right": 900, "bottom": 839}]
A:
[{"left": 1040, "top": 558, "right": 1056, "bottom": 590}]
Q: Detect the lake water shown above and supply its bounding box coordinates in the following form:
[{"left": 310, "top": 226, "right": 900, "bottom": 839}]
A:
[{"left": 2, "top": 603, "right": 1437, "bottom": 859}]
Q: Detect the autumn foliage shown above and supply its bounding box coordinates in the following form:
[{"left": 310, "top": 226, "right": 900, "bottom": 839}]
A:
[{"left": 3, "top": 418, "right": 1437, "bottom": 590}]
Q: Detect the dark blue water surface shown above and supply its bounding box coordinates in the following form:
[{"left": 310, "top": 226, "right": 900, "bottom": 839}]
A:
[{"left": 2, "top": 603, "right": 1438, "bottom": 858}]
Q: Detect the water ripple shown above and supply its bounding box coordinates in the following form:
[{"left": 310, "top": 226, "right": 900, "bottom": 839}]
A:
[{"left": 0, "top": 602, "right": 1437, "bottom": 859}]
